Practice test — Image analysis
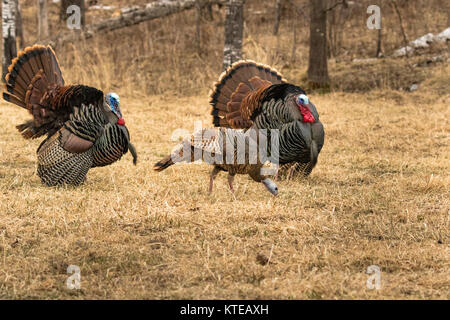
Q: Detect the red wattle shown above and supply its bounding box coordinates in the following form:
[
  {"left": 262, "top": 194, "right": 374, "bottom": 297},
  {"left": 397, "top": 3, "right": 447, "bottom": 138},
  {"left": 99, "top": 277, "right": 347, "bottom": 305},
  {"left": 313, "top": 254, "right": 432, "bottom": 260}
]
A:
[
  {"left": 117, "top": 118, "right": 125, "bottom": 126},
  {"left": 300, "top": 106, "right": 315, "bottom": 123}
]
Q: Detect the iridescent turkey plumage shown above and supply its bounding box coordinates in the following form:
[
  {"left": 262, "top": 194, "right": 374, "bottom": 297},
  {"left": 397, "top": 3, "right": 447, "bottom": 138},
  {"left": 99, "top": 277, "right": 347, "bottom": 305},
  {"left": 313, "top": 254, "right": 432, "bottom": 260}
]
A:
[
  {"left": 2, "top": 45, "right": 137, "bottom": 186},
  {"left": 209, "top": 60, "right": 325, "bottom": 179}
]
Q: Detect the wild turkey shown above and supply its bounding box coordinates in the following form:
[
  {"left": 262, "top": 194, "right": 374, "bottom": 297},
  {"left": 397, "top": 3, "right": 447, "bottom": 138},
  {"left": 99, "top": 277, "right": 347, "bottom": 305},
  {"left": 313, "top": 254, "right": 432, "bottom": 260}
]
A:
[
  {"left": 153, "top": 127, "right": 279, "bottom": 195},
  {"left": 210, "top": 60, "right": 325, "bottom": 179},
  {"left": 3, "top": 45, "right": 137, "bottom": 186}
]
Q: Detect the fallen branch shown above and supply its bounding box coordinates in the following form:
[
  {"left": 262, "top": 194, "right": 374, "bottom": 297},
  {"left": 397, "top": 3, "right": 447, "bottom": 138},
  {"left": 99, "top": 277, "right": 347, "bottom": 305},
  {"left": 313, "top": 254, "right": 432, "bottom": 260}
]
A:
[{"left": 38, "top": 0, "right": 223, "bottom": 48}]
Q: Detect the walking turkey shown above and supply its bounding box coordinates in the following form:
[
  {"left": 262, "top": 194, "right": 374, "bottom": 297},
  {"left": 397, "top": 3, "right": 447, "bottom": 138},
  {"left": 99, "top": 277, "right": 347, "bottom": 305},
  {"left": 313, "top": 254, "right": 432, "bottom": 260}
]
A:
[
  {"left": 3, "top": 45, "right": 137, "bottom": 186},
  {"left": 210, "top": 60, "right": 325, "bottom": 179},
  {"left": 153, "top": 127, "right": 279, "bottom": 196}
]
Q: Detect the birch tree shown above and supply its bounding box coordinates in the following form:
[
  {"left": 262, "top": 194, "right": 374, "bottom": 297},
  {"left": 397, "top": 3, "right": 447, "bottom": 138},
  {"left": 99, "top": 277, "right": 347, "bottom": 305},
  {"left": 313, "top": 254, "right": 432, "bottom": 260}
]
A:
[
  {"left": 2, "top": 0, "right": 17, "bottom": 81},
  {"left": 223, "top": 0, "right": 244, "bottom": 70}
]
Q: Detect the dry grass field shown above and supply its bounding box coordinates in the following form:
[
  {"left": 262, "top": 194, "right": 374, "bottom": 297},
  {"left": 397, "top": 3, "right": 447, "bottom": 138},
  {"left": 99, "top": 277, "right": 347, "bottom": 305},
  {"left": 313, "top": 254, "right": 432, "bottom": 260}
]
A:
[
  {"left": 0, "top": 0, "right": 448, "bottom": 300},
  {"left": 0, "top": 62, "right": 448, "bottom": 299}
]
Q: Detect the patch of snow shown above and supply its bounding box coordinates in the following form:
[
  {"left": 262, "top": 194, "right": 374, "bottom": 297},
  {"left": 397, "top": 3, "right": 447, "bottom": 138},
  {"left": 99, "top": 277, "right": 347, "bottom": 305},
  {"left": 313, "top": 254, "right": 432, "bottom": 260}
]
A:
[
  {"left": 393, "top": 27, "right": 450, "bottom": 57},
  {"left": 393, "top": 46, "right": 413, "bottom": 57},
  {"left": 436, "top": 27, "right": 450, "bottom": 42},
  {"left": 90, "top": 5, "right": 116, "bottom": 10},
  {"left": 408, "top": 33, "right": 434, "bottom": 49},
  {"left": 352, "top": 58, "right": 377, "bottom": 63}
]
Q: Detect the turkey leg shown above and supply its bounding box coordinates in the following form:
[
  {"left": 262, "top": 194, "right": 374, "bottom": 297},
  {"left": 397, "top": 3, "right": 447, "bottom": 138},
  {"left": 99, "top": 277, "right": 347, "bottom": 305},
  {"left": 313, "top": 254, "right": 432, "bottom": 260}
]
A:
[{"left": 209, "top": 166, "right": 220, "bottom": 194}]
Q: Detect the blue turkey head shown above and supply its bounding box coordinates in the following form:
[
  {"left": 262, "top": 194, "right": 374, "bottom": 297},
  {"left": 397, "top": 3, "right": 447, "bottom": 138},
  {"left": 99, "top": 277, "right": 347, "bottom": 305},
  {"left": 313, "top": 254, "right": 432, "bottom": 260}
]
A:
[
  {"left": 104, "top": 92, "right": 125, "bottom": 125},
  {"left": 295, "top": 93, "right": 315, "bottom": 123},
  {"left": 296, "top": 94, "right": 309, "bottom": 106}
]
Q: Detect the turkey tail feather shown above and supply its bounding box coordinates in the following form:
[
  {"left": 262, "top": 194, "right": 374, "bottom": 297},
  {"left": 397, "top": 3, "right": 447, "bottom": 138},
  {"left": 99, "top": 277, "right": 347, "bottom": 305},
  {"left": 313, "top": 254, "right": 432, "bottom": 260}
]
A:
[
  {"left": 3, "top": 45, "right": 66, "bottom": 139},
  {"left": 210, "top": 60, "right": 286, "bottom": 129},
  {"left": 3, "top": 44, "right": 64, "bottom": 111}
]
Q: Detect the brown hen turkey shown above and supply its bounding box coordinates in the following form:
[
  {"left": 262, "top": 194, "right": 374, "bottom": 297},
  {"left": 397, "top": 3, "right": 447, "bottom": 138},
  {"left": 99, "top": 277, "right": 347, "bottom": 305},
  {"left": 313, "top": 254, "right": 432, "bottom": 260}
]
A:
[{"left": 153, "top": 127, "right": 279, "bottom": 195}]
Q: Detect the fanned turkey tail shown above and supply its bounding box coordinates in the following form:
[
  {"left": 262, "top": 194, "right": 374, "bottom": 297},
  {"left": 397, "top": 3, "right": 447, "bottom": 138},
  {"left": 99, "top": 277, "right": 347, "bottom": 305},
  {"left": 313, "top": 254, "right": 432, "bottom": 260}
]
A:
[
  {"left": 2, "top": 44, "right": 65, "bottom": 139},
  {"left": 209, "top": 60, "right": 286, "bottom": 129}
]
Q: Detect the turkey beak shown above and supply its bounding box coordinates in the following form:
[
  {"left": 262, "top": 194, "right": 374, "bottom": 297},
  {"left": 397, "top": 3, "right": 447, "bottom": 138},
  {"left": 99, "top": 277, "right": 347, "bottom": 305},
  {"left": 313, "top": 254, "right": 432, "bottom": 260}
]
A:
[
  {"left": 114, "top": 110, "right": 126, "bottom": 126},
  {"left": 114, "top": 110, "right": 123, "bottom": 120},
  {"left": 262, "top": 178, "right": 278, "bottom": 196},
  {"left": 301, "top": 102, "right": 311, "bottom": 111}
]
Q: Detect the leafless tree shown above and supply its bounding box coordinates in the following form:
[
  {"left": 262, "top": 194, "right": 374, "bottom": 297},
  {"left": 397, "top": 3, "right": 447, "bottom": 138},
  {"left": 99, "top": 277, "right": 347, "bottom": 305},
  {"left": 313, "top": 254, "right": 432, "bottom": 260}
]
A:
[
  {"left": 195, "top": 2, "right": 202, "bottom": 53},
  {"left": 15, "top": 0, "right": 25, "bottom": 48},
  {"left": 38, "top": 0, "right": 49, "bottom": 40},
  {"left": 291, "top": 9, "right": 297, "bottom": 62},
  {"left": 307, "top": 0, "right": 330, "bottom": 87},
  {"left": 273, "top": 0, "right": 285, "bottom": 35},
  {"left": 327, "top": 1, "right": 345, "bottom": 58},
  {"left": 375, "top": 28, "right": 383, "bottom": 57},
  {"left": 223, "top": 0, "right": 245, "bottom": 70},
  {"left": 389, "top": 0, "right": 409, "bottom": 57},
  {"left": 203, "top": 2, "right": 214, "bottom": 21},
  {"left": 194, "top": 1, "right": 214, "bottom": 54},
  {"left": 2, "top": 0, "right": 18, "bottom": 81}
]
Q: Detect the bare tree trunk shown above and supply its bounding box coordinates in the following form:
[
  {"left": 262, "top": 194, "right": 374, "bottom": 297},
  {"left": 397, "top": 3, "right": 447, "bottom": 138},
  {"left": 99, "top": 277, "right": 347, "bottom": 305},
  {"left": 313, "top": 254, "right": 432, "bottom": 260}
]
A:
[
  {"left": 389, "top": 0, "right": 408, "bottom": 57},
  {"left": 291, "top": 12, "right": 297, "bottom": 62},
  {"left": 375, "top": 28, "right": 382, "bottom": 57},
  {"left": 223, "top": 0, "right": 244, "bottom": 70},
  {"left": 195, "top": 2, "right": 202, "bottom": 53},
  {"left": 38, "top": 0, "right": 49, "bottom": 40},
  {"left": 273, "top": 0, "right": 284, "bottom": 35},
  {"left": 203, "top": 2, "right": 214, "bottom": 20},
  {"left": 15, "top": 0, "right": 24, "bottom": 48},
  {"left": 2, "top": 0, "right": 17, "bottom": 81},
  {"left": 60, "top": 0, "right": 86, "bottom": 29},
  {"left": 327, "top": 3, "right": 335, "bottom": 58},
  {"left": 307, "top": 0, "right": 330, "bottom": 87}
]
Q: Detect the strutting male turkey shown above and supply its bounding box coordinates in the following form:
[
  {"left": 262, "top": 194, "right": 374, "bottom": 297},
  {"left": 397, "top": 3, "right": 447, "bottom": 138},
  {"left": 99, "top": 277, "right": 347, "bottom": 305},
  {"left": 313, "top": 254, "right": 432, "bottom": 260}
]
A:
[
  {"left": 210, "top": 61, "right": 325, "bottom": 179},
  {"left": 2, "top": 45, "right": 137, "bottom": 186},
  {"left": 153, "top": 127, "right": 279, "bottom": 196}
]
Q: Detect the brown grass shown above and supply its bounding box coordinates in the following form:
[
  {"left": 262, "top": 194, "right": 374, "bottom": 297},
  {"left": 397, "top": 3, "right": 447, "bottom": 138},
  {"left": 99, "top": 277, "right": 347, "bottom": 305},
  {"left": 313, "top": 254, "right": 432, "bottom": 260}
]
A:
[
  {"left": 0, "top": 0, "right": 448, "bottom": 300},
  {"left": 0, "top": 62, "right": 448, "bottom": 299}
]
